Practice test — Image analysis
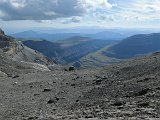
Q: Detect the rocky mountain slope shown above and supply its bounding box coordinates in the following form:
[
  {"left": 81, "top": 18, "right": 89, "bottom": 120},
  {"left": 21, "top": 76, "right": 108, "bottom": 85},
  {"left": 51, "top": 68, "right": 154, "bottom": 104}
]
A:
[
  {"left": 1, "top": 47, "right": 160, "bottom": 119},
  {"left": 0, "top": 28, "right": 56, "bottom": 78},
  {"left": 0, "top": 28, "right": 54, "bottom": 65},
  {"left": 104, "top": 33, "right": 160, "bottom": 59}
]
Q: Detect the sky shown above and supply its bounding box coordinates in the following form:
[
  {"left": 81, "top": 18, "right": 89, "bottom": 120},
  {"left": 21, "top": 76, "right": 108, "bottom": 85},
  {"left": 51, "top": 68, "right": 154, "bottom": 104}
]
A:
[{"left": 0, "top": 0, "right": 160, "bottom": 31}]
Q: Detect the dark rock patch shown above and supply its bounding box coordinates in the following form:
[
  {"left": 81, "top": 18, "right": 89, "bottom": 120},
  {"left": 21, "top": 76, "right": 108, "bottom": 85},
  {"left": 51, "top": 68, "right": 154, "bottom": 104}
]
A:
[
  {"left": 94, "top": 79, "right": 103, "bottom": 85},
  {"left": 137, "top": 78, "right": 150, "bottom": 82},
  {"left": 134, "top": 88, "right": 151, "bottom": 96},
  {"left": 112, "top": 101, "right": 125, "bottom": 106},
  {"left": 47, "top": 99, "right": 56, "bottom": 104},
  {"left": 12, "top": 75, "right": 20, "bottom": 78},
  {"left": 43, "top": 88, "right": 51, "bottom": 92},
  {"left": 137, "top": 102, "right": 149, "bottom": 107},
  {"left": 47, "top": 97, "right": 61, "bottom": 104},
  {"left": 69, "top": 66, "right": 75, "bottom": 71},
  {"left": 27, "top": 116, "right": 38, "bottom": 120}
]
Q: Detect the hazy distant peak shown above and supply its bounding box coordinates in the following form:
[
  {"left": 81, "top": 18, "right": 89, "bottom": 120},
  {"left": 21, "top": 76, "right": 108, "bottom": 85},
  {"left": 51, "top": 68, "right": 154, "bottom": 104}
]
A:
[
  {"left": 20, "top": 30, "right": 38, "bottom": 34},
  {"left": 66, "top": 36, "right": 90, "bottom": 40}
]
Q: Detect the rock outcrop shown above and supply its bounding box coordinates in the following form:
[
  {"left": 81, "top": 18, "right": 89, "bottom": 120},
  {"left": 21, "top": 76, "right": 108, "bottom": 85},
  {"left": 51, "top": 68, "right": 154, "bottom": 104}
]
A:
[{"left": 0, "top": 28, "right": 4, "bottom": 35}]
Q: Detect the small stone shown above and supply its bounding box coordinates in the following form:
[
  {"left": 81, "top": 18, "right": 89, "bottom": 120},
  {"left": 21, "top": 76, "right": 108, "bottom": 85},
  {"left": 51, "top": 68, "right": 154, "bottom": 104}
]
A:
[
  {"left": 112, "top": 101, "right": 125, "bottom": 106},
  {"left": 95, "top": 79, "right": 103, "bottom": 85},
  {"left": 47, "top": 99, "right": 55, "bottom": 104},
  {"left": 137, "top": 102, "right": 149, "bottom": 107},
  {"left": 12, "top": 75, "right": 20, "bottom": 78},
  {"left": 43, "top": 88, "right": 51, "bottom": 92},
  {"left": 69, "top": 66, "right": 75, "bottom": 71},
  {"left": 71, "top": 84, "right": 76, "bottom": 86},
  {"left": 27, "top": 116, "right": 38, "bottom": 120}
]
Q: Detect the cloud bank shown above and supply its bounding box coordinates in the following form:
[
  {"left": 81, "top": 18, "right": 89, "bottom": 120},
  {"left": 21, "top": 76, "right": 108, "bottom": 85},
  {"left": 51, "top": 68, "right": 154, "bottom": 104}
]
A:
[
  {"left": 1, "top": 0, "right": 160, "bottom": 28},
  {"left": 0, "top": 0, "right": 113, "bottom": 20}
]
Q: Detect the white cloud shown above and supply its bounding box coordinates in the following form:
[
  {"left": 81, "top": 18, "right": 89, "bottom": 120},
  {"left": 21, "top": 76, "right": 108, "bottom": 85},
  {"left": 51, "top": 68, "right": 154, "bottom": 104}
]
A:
[
  {"left": 61, "top": 16, "right": 82, "bottom": 24},
  {"left": 111, "top": 0, "right": 160, "bottom": 22},
  {"left": 10, "top": 0, "right": 26, "bottom": 8},
  {"left": 1, "top": 0, "right": 160, "bottom": 28},
  {"left": 94, "top": 12, "right": 114, "bottom": 22},
  {"left": 82, "top": 0, "right": 113, "bottom": 10},
  {"left": 144, "top": 4, "right": 160, "bottom": 12}
]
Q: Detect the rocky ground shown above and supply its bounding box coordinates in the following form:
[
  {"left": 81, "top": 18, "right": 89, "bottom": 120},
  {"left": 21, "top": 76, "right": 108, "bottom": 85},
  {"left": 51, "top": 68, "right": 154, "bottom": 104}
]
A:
[{"left": 1, "top": 52, "right": 160, "bottom": 120}]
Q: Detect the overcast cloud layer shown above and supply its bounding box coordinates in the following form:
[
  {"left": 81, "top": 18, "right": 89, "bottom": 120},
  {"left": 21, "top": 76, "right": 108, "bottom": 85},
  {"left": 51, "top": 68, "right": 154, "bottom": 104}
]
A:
[
  {"left": 0, "top": 0, "right": 160, "bottom": 28},
  {"left": 0, "top": 0, "right": 113, "bottom": 20}
]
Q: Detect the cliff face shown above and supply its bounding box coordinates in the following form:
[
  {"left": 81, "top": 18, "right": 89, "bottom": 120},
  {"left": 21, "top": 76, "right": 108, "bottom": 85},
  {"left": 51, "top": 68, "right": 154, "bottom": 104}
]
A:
[{"left": 0, "top": 28, "right": 4, "bottom": 35}]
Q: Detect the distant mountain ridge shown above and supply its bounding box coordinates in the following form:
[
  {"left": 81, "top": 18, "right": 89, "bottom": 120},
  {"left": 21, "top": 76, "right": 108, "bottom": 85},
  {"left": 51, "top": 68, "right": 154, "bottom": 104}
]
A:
[
  {"left": 12, "top": 30, "right": 80, "bottom": 41},
  {"left": 12, "top": 30, "right": 126, "bottom": 41},
  {"left": 104, "top": 33, "right": 160, "bottom": 59},
  {"left": 88, "top": 31, "right": 125, "bottom": 40}
]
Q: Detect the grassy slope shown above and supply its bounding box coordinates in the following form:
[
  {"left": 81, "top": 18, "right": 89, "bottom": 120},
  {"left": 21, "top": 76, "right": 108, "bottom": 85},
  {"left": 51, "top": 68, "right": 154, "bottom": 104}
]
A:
[{"left": 77, "top": 44, "right": 122, "bottom": 68}]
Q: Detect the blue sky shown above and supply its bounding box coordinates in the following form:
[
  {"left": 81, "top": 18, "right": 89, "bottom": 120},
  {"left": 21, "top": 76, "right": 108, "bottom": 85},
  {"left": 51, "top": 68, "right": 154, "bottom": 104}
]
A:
[{"left": 0, "top": 0, "right": 160, "bottom": 31}]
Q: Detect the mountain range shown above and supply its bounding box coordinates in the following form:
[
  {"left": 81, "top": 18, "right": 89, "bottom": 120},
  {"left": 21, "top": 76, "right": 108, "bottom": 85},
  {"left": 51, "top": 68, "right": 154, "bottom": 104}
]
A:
[
  {"left": 19, "top": 32, "right": 160, "bottom": 67},
  {"left": 12, "top": 30, "right": 126, "bottom": 41},
  {"left": 2, "top": 28, "right": 160, "bottom": 68}
]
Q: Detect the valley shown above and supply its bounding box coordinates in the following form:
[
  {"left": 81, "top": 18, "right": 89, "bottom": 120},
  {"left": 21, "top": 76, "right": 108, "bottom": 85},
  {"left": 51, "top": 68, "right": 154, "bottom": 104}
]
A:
[
  {"left": 22, "top": 36, "right": 118, "bottom": 66},
  {"left": 19, "top": 31, "right": 160, "bottom": 68}
]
